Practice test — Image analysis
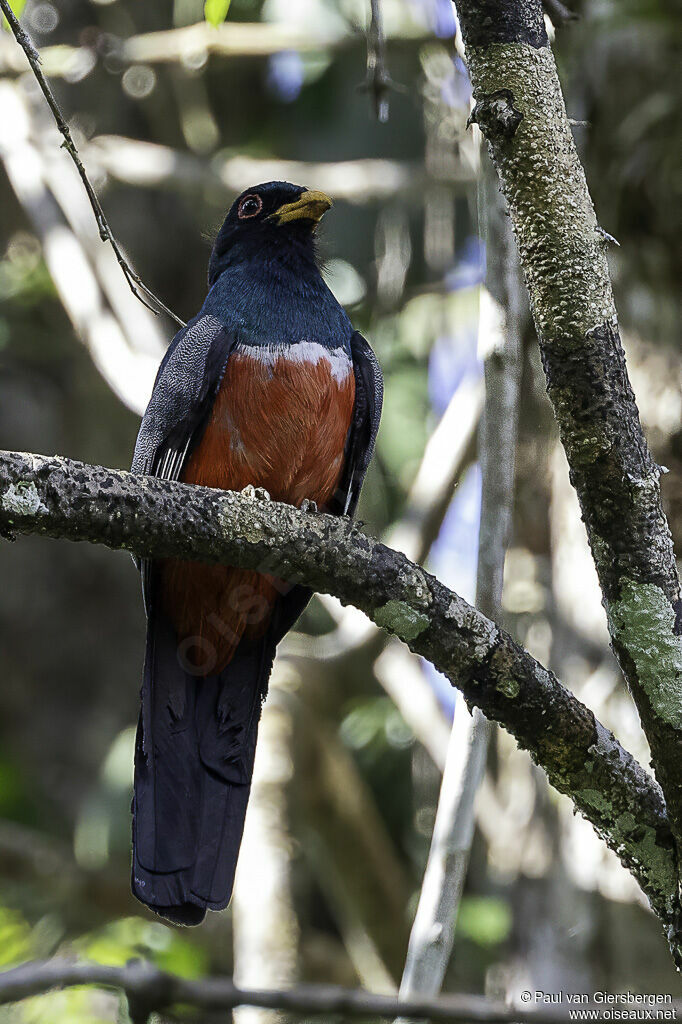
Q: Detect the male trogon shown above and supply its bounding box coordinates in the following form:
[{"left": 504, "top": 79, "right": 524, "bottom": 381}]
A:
[{"left": 131, "top": 181, "right": 383, "bottom": 924}]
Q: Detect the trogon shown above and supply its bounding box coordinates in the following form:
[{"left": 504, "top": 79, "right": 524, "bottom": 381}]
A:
[{"left": 130, "top": 181, "right": 383, "bottom": 925}]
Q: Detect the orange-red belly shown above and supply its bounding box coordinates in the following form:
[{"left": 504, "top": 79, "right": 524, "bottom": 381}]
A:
[{"left": 162, "top": 345, "right": 355, "bottom": 675}]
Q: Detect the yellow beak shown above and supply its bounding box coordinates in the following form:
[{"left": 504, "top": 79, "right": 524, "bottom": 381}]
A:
[{"left": 271, "top": 190, "right": 332, "bottom": 225}]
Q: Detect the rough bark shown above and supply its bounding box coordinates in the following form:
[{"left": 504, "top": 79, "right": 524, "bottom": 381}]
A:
[
  {"left": 456, "top": 0, "right": 682, "bottom": 921},
  {"left": 0, "top": 449, "right": 677, "bottom": 939}
]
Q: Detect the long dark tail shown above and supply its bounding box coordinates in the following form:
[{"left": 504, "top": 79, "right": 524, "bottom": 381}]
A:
[{"left": 132, "top": 592, "right": 305, "bottom": 925}]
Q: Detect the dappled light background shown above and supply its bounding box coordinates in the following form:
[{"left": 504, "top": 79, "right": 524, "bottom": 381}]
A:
[{"left": 1, "top": 0, "right": 681, "bottom": 1018}]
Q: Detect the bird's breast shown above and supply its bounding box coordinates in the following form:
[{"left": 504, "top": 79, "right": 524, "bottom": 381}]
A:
[
  {"left": 162, "top": 340, "right": 356, "bottom": 674},
  {"left": 182, "top": 340, "right": 355, "bottom": 504}
]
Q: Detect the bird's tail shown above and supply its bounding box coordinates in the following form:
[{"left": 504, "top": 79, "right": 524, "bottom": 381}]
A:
[{"left": 131, "top": 607, "right": 277, "bottom": 925}]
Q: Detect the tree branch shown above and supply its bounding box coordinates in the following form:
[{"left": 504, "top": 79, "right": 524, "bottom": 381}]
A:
[
  {"left": 0, "top": 0, "right": 184, "bottom": 328},
  {"left": 0, "top": 19, "right": 424, "bottom": 77},
  {"left": 84, "top": 135, "right": 474, "bottom": 202},
  {"left": 0, "top": 448, "right": 677, "bottom": 939},
  {"left": 361, "top": 0, "right": 392, "bottom": 122},
  {"left": 0, "top": 957, "right": 662, "bottom": 1022},
  {"left": 456, "top": 0, "right": 682, "bottom": 924}
]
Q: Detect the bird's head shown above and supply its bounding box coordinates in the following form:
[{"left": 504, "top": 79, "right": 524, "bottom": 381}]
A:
[{"left": 208, "top": 181, "right": 332, "bottom": 285}]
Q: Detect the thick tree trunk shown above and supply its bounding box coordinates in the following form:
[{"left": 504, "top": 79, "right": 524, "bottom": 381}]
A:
[{"left": 455, "top": 0, "right": 682, "bottom": 950}]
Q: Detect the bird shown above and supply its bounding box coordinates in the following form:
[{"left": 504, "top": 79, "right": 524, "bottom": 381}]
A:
[{"left": 130, "top": 181, "right": 383, "bottom": 926}]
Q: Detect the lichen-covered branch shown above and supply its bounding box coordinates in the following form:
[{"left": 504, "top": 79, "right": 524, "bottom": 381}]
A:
[
  {"left": 455, "top": 0, "right": 682, "bottom": 898},
  {"left": 0, "top": 448, "right": 677, "bottom": 939}
]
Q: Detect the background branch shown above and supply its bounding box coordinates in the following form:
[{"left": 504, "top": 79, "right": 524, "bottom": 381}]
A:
[
  {"left": 0, "top": 0, "right": 184, "bottom": 327},
  {"left": 0, "top": 81, "right": 166, "bottom": 414},
  {"left": 398, "top": 157, "right": 524, "bottom": 1005},
  {"left": 1, "top": 956, "right": 665, "bottom": 1022},
  {"left": 361, "top": 0, "right": 392, "bottom": 122}
]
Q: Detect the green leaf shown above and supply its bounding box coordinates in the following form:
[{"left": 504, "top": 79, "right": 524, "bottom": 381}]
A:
[{"left": 204, "top": 0, "right": 231, "bottom": 27}]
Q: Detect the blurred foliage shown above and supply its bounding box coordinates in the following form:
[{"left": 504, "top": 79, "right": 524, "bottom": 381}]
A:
[{"left": 457, "top": 897, "right": 512, "bottom": 949}]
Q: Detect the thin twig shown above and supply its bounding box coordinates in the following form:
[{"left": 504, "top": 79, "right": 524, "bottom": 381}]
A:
[
  {"left": 360, "top": 0, "right": 393, "bottom": 122},
  {"left": 0, "top": 0, "right": 185, "bottom": 328}
]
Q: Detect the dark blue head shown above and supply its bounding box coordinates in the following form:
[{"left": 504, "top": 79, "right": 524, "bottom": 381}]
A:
[{"left": 208, "top": 181, "right": 332, "bottom": 286}]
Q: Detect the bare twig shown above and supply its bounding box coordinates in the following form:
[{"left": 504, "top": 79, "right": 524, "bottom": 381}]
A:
[
  {"left": 0, "top": 0, "right": 184, "bottom": 328},
  {"left": 1, "top": 957, "right": 663, "bottom": 1022},
  {"left": 360, "top": 0, "right": 393, "bottom": 122}
]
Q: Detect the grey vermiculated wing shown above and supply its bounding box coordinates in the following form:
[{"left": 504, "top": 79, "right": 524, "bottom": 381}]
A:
[
  {"left": 131, "top": 313, "right": 234, "bottom": 608},
  {"left": 335, "top": 330, "right": 383, "bottom": 517}
]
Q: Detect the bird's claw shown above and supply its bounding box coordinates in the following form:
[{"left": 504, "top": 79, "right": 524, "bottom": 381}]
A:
[
  {"left": 300, "top": 498, "right": 318, "bottom": 513},
  {"left": 241, "top": 484, "right": 271, "bottom": 502}
]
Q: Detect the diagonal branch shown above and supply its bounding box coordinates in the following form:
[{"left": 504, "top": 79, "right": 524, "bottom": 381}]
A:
[
  {"left": 456, "top": 0, "right": 682, "bottom": 921},
  {"left": 0, "top": 448, "right": 677, "bottom": 941},
  {"left": 0, "top": 0, "right": 184, "bottom": 328}
]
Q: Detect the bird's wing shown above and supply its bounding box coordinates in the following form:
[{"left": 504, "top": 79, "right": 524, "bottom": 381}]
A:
[
  {"left": 131, "top": 313, "right": 235, "bottom": 608},
  {"left": 333, "top": 331, "right": 384, "bottom": 517}
]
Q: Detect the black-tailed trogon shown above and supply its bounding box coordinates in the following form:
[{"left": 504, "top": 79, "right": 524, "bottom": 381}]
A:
[{"left": 130, "top": 182, "right": 382, "bottom": 924}]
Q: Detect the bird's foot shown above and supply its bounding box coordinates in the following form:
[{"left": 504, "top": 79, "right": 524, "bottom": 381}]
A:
[
  {"left": 241, "top": 484, "right": 271, "bottom": 502},
  {"left": 300, "top": 498, "right": 318, "bottom": 513}
]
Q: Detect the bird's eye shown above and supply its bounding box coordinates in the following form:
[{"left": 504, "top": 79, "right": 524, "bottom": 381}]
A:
[{"left": 237, "top": 194, "right": 263, "bottom": 220}]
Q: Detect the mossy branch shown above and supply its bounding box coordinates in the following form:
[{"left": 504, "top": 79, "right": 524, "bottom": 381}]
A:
[{"left": 455, "top": 0, "right": 682, "bottom": 916}]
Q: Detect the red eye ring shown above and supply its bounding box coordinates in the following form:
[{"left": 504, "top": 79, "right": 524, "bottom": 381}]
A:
[{"left": 237, "top": 193, "right": 263, "bottom": 220}]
